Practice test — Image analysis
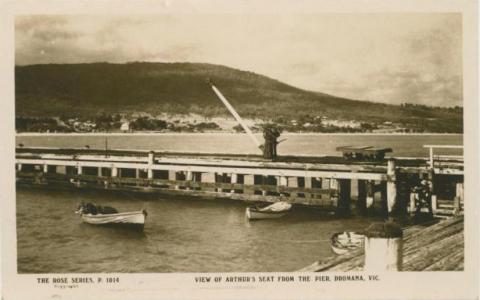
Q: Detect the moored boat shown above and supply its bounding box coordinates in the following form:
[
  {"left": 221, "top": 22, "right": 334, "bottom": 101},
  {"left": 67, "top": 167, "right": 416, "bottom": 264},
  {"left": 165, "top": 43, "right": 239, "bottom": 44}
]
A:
[
  {"left": 246, "top": 201, "right": 292, "bottom": 220},
  {"left": 76, "top": 202, "right": 147, "bottom": 230},
  {"left": 330, "top": 231, "right": 365, "bottom": 255}
]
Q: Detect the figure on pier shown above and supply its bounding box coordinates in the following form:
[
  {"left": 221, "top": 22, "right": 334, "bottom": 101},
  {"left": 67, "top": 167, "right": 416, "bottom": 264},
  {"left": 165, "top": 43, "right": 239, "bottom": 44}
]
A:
[
  {"left": 208, "top": 80, "right": 283, "bottom": 160},
  {"left": 260, "top": 124, "right": 283, "bottom": 159},
  {"left": 412, "top": 179, "right": 433, "bottom": 220}
]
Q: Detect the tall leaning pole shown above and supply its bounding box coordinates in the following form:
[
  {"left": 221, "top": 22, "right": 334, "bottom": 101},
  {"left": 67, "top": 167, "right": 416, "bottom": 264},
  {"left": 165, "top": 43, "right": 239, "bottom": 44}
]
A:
[{"left": 207, "top": 79, "right": 263, "bottom": 152}]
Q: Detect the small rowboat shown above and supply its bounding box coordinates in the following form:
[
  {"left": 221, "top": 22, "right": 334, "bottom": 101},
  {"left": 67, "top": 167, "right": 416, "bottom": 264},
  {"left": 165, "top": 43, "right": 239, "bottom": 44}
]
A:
[
  {"left": 76, "top": 203, "right": 147, "bottom": 230},
  {"left": 331, "top": 231, "right": 365, "bottom": 255},
  {"left": 80, "top": 210, "right": 147, "bottom": 230},
  {"left": 246, "top": 201, "right": 292, "bottom": 220}
]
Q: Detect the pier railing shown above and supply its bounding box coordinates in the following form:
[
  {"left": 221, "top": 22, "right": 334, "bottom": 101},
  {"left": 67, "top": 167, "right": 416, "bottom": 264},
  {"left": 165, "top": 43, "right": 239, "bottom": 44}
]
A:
[
  {"left": 423, "top": 144, "right": 463, "bottom": 169},
  {"left": 15, "top": 147, "right": 465, "bottom": 218}
]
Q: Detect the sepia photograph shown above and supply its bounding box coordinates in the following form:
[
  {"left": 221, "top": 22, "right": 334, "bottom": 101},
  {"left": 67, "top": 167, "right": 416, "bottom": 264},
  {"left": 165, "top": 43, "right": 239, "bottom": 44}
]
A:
[{"left": 2, "top": 1, "right": 479, "bottom": 299}]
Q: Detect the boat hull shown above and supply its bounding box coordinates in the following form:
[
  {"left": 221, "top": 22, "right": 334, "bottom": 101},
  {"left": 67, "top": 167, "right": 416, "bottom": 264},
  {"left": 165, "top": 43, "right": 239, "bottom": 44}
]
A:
[
  {"left": 246, "top": 207, "right": 289, "bottom": 220},
  {"left": 81, "top": 210, "right": 146, "bottom": 230},
  {"left": 330, "top": 232, "right": 365, "bottom": 255},
  {"left": 331, "top": 244, "right": 351, "bottom": 255}
]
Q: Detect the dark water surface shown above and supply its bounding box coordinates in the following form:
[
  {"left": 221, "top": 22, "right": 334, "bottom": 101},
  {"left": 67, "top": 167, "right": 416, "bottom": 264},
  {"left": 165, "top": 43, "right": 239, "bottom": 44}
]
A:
[{"left": 17, "top": 187, "right": 379, "bottom": 273}]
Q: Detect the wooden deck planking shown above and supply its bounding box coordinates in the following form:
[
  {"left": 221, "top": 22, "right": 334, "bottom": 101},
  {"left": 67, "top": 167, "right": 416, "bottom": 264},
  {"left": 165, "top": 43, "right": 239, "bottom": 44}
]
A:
[{"left": 297, "top": 216, "right": 464, "bottom": 272}]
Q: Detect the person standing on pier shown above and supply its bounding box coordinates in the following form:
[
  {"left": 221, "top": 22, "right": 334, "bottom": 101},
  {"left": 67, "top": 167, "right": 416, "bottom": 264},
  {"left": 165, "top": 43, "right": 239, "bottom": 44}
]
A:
[
  {"left": 412, "top": 179, "right": 434, "bottom": 220},
  {"left": 261, "top": 124, "right": 282, "bottom": 160}
]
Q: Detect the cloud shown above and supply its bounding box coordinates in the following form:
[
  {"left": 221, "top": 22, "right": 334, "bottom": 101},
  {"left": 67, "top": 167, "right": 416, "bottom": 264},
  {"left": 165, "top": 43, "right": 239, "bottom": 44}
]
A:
[{"left": 14, "top": 14, "right": 463, "bottom": 107}]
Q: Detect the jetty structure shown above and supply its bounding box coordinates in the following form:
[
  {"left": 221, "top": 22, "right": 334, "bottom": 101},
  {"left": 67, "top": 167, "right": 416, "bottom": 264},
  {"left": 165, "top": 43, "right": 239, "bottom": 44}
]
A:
[
  {"left": 298, "top": 215, "right": 464, "bottom": 272},
  {"left": 15, "top": 83, "right": 464, "bottom": 219}
]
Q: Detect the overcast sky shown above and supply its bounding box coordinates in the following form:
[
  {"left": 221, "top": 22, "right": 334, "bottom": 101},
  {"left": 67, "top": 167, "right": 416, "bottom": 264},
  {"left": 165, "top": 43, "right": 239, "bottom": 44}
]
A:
[{"left": 15, "top": 14, "right": 462, "bottom": 107}]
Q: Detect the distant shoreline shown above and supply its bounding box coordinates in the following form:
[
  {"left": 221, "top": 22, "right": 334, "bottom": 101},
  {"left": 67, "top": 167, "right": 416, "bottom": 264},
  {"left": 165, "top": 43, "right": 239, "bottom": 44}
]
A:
[{"left": 16, "top": 132, "right": 463, "bottom": 137}]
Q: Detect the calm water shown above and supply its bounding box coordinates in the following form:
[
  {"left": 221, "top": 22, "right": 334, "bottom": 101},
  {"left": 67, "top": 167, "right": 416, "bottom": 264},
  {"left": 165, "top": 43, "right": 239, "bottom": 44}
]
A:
[
  {"left": 16, "top": 133, "right": 463, "bottom": 157},
  {"left": 17, "top": 187, "right": 379, "bottom": 273}
]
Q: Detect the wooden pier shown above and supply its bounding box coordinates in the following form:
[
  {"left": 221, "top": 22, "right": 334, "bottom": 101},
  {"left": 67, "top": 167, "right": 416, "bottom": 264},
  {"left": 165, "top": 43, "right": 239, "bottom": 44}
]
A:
[
  {"left": 15, "top": 145, "right": 464, "bottom": 218},
  {"left": 298, "top": 215, "right": 464, "bottom": 271}
]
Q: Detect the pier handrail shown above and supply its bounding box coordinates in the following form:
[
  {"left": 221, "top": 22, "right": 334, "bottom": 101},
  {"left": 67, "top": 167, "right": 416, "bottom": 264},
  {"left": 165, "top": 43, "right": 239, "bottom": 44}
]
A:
[
  {"left": 423, "top": 145, "right": 464, "bottom": 149},
  {"left": 423, "top": 145, "right": 463, "bottom": 168}
]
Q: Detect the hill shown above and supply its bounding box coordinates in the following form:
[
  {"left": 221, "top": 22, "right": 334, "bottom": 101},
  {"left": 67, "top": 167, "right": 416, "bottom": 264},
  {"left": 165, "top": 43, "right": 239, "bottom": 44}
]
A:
[{"left": 15, "top": 62, "right": 462, "bottom": 133}]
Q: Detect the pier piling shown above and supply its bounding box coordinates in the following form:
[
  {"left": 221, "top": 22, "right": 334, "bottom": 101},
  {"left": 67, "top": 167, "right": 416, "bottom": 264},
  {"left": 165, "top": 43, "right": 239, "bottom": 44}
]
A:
[
  {"left": 380, "top": 183, "right": 388, "bottom": 218},
  {"left": 336, "top": 179, "right": 351, "bottom": 216},
  {"left": 454, "top": 182, "right": 464, "bottom": 215},
  {"left": 409, "top": 193, "right": 416, "bottom": 214},
  {"left": 357, "top": 179, "right": 367, "bottom": 214},
  {"left": 386, "top": 159, "right": 398, "bottom": 218},
  {"left": 243, "top": 174, "right": 255, "bottom": 195},
  {"left": 15, "top": 147, "right": 464, "bottom": 216},
  {"left": 366, "top": 180, "right": 374, "bottom": 210},
  {"left": 364, "top": 222, "right": 403, "bottom": 271},
  {"left": 230, "top": 173, "right": 238, "bottom": 193},
  {"left": 112, "top": 167, "right": 118, "bottom": 177}
]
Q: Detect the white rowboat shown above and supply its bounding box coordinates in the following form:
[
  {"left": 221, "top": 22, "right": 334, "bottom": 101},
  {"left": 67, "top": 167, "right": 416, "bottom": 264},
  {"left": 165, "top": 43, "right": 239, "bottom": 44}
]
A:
[
  {"left": 246, "top": 202, "right": 292, "bottom": 220},
  {"left": 77, "top": 204, "right": 147, "bottom": 230},
  {"left": 330, "top": 231, "right": 365, "bottom": 255}
]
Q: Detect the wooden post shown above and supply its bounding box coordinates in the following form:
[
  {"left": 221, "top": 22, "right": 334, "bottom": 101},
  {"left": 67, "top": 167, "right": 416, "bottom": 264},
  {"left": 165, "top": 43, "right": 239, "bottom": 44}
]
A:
[
  {"left": 97, "top": 167, "right": 102, "bottom": 177},
  {"left": 168, "top": 170, "right": 179, "bottom": 190},
  {"left": 288, "top": 177, "right": 298, "bottom": 197},
  {"left": 262, "top": 175, "right": 268, "bottom": 196},
  {"left": 366, "top": 180, "right": 374, "bottom": 209},
  {"left": 429, "top": 146, "right": 434, "bottom": 168},
  {"left": 216, "top": 173, "right": 225, "bottom": 193},
  {"left": 428, "top": 169, "right": 436, "bottom": 216},
  {"left": 454, "top": 182, "right": 464, "bottom": 215},
  {"left": 431, "top": 194, "right": 437, "bottom": 214},
  {"left": 147, "top": 151, "right": 155, "bottom": 165},
  {"left": 364, "top": 222, "right": 403, "bottom": 271},
  {"left": 111, "top": 167, "right": 118, "bottom": 177},
  {"left": 17, "top": 164, "right": 22, "bottom": 171},
  {"left": 75, "top": 165, "right": 83, "bottom": 187},
  {"left": 396, "top": 175, "right": 410, "bottom": 218},
  {"left": 304, "top": 177, "right": 313, "bottom": 199},
  {"left": 380, "top": 182, "right": 388, "bottom": 218},
  {"left": 456, "top": 182, "right": 464, "bottom": 202},
  {"left": 386, "top": 159, "right": 397, "bottom": 217},
  {"left": 409, "top": 193, "right": 416, "bottom": 214},
  {"left": 185, "top": 171, "right": 193, "bottom": 190},
  {"left": 244, "top": 174, "right": 255, "bottom": 195},
  {"left": 330, "top": 178, "right": 339, "bottom": 190},
  {"left": 147, "top": 151, "right": 154, "bottom": 179},
  {"left": 428, "top": 169, "right": 435, "bottom": 195},
  {"left": 43, "top": 164, "right": 48, "bottom": 173},
  {"left": 230, "top": 173, "right": 238, "bottom": 193},
  {"left": 305, "top": 177, "right": 312, "bottom": 189},
  {"left": 357, "top": 179, "right": 367, "bottom": 214},
  {"left": 135, "top": 169, "right": 140, "bottom": 179},
  {"left": 336, "top": 179, "right": 351, "bottom": 216}
]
